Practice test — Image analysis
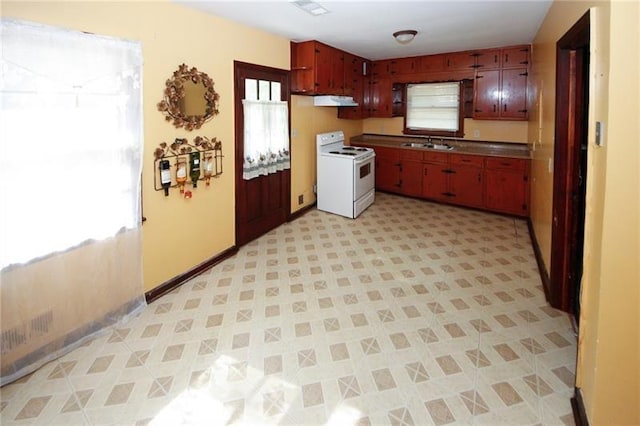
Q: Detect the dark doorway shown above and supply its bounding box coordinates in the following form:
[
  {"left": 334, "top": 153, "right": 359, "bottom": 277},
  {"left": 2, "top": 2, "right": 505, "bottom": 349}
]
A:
[
  {"left": 549, "top": 11, "right": 590, "bottom": 324},
  {"left": 234, "top": 61, "right": 291, "bottom": 246}
]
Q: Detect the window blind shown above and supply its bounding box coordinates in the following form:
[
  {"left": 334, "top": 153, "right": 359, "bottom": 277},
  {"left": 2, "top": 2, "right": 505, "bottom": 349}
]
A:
[{"left": 406, "top": 82, "right": 460, "bottom": 132}]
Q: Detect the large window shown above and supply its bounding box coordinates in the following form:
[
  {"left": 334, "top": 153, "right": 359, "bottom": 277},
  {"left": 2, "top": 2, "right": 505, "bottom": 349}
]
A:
[
  {"left": 404, "top": 81, "right": 464, "bottom": 137},
  {"left": 0, "top": 19, "right": 143, "bottom": 269}
]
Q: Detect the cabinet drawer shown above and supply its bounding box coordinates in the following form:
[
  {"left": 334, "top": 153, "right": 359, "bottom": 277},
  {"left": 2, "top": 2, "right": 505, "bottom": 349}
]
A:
[
  {"left": 423, "top": 151, "right": 449, "bottom": 164},
  {"left": 373, "top": 146, "right": 401, "bottom": 159},
  {"left": 485, "top": 157, "right": 527, "bottom": 171},
  {"left": 400, "top": 149, "right": 423, "bottom": 161},
  {"left": 450, "top": 153, "right": 484, "bottom": 167}
]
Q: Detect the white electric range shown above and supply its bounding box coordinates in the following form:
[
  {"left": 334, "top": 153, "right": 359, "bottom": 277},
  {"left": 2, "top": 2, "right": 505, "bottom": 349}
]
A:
[{"left": 316, "top": 131, "right": 375, "bottom": 218}]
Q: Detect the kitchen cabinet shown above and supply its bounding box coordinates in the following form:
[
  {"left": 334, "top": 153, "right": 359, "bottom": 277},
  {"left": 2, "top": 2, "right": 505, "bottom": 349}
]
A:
[
  {"left": 474, "top": 68, "right": 528, "bottom": 120},
  {"left": 391, "top": 57, "right": 418, "bottom": 75},
  {"left": 484, "top": 157, "right": 530, "bottom": 216},
  {"left": 369, "top": 77, "right": 393, "bottom": 118},
  {"left": 351, "top": 142, "right": 530, "bottom": 217},
  {"left": 373, "top": 146, "right": 401, "bottom": 192},
  {"left": 475, "top": 48, "right": 501, "bottom": 70},
  {"left": 338, "top": 56, "right": 369, "bottom": 119},
  {"left": 501, "top": 46, "right": 530, "bottom": 68},
  {"left": 417, "top": 54, "right": 445, "bottom": 73},
  {"left": 399, "top": 150, "right": 423, "bottom": 197},
  {"left": 448, "top": 154, "right": 484, "bottom": 207},
  {"left": 291, "top": 40, "right": 345, "bottom": 95},
  {"left": 423, "top": 152, "right": 483, "bottom": 207},
  {"left": 444, "top": 50, "right": 476, "bottom": 71},
  {"left": 473, "top": 44, "right": 529, "bottom": 120}
]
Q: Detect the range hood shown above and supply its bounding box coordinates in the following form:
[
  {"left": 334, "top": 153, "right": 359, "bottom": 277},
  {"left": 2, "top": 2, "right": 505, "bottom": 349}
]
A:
[{"left": 313, "top": 95, "right": 358, "bottom": 107}]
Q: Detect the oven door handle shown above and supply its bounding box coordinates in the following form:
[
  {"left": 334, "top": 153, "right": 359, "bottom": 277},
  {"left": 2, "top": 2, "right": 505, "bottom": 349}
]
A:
[{"left": 354, "top": 154, "right": 374, "bottom": 165}]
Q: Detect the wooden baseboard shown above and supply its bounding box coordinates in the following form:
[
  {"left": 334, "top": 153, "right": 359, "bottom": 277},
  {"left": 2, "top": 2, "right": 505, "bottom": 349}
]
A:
[
  {"left": 527, "top": 218, "right": 551, "bottom": 302},
  {"left": 289, "top": 202, "right": 316, "bottom": 221},
  {"left": 571, "top": 387, "right": 589, "bottom": 426},
  {"left": 145, "top": 245, "right": 238, "bottom": 304}
]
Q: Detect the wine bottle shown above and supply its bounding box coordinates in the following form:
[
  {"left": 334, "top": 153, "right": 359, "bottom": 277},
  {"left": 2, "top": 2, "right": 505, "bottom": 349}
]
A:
[
  {"left": 159, "top": 159, "right": 171, "bottom": 196},
  {"left": 203, "top": 154, "right": 214, "bottom": 186},
  {"left": 176, "top": 158, "right": 187, "bottom": 193},
  {"left": 189, "top": 152, "right": 201, "bottom": 188}
]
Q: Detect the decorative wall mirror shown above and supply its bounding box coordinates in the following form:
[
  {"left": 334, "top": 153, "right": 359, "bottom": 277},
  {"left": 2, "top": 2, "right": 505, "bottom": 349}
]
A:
[{"left": 157, "top": 64, "right": 220, "bottom": 130}]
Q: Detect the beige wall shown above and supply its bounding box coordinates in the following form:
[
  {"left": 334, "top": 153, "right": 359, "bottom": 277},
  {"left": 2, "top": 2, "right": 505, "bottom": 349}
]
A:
[
  {"left": 3, "top": 1, "right": 291, "bottom": 292},
  {"left": 530, "top": 0, "right": 640, "bottom": 424},
  {"left": 362, "top": 117, "right": 529, "bottom": 143}
]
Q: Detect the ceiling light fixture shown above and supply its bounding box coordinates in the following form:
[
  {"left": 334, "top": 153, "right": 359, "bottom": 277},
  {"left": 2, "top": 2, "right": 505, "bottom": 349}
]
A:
[
  {"left": 393, "top": 30, "right": 418, "bottom": 45},
  {"left": 291, "top": 0, "right": 329, "bottom": 16}
]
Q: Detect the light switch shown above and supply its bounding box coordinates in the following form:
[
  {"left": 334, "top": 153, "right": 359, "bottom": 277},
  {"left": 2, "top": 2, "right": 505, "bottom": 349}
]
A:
[{"left": 595, "top": 121, "right": 604, "bottom": 146}]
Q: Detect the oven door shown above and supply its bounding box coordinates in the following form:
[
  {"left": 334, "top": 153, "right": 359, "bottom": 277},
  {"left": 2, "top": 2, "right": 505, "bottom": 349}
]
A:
[{"left": 353, "top": 154, "right": 375, "bottom": 201}]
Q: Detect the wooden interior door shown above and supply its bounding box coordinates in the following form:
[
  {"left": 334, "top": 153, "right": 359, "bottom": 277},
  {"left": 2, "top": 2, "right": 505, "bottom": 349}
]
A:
[
  {"left": 549, "top": 11, "right": 590, "bottom": 319},
  {"left": 234, "top": 61, "right": 291, "bottom": 247}
]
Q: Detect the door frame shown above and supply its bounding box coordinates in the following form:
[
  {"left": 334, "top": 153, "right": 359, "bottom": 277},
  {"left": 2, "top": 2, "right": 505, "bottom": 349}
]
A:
[{"left": 549, "top": 11, "right": 590, "bottom": 316}]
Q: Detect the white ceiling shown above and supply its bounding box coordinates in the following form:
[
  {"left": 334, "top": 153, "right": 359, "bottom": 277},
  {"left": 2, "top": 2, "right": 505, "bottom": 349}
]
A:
[{"left": 174, "top": 0, "right": 552, "bottom": 60}]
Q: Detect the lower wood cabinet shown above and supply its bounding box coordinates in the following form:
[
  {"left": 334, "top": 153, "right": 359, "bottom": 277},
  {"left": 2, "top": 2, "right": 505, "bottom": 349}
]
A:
[
  {"left": 355, "top": 143, "right": 530, "bottom": 217},
  {"left": 484, "top": 157, "right": 530, "bottom": 216},
  {"left": 374, "top": 147, "right": 401, "bottom": 192}
]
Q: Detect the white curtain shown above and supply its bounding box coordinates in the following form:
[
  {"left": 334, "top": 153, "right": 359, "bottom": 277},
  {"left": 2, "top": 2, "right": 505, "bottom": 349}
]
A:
[
  {"left": 406, "top": 81, "right": 461, "bottom": 131},
  {"left": 0, "top": 19, "right": 145, "bottom": 384},
  {"left": 242, "top": 99, "right": 290, "bottom": 180}
]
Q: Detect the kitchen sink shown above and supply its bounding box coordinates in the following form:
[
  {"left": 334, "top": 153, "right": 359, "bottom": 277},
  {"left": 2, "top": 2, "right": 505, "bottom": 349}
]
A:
[
  {"left": 401, "top": 142, "right": 429, "bottom": 148},
  {"left": 401, "top": 142, "right": 454, "bottom": 151}
]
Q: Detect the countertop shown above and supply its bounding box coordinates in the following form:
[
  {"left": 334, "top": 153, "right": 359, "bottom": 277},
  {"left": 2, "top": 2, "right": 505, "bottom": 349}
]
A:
[{"left": 350, "top": 134, "right": 531, "bottom": 159}]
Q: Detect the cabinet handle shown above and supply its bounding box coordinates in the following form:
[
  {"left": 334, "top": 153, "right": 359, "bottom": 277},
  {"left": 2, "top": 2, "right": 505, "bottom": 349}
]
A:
[
  {"left": 503, "top": 104, "right": 507, "bottom": 112},
  {"left": 494, "top": 54, "right": 498, "bottom": 64},
  {"left": 478, "top": 173, "right": 481, "bottom": 182},
  {"left": 519, "top": 71, "right": 529, "bottom": 76},
  {"left": 505, "top": 54, "right": 509, "bottom": 63},
  {"left": 500, "top": 162, "right": 512, "bottom": 166},
  {"left": 518, "top": 109, "right": 528, "bottom": 113},
  {"left": 493, "top": 105, "right": 497, "bottom": 112}
]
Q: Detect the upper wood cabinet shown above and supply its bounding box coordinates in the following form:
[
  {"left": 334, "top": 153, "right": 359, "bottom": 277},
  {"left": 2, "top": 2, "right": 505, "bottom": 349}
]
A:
[
  {"left": 291, "top": 41, "right": 346, "bottom": 95},
  {"left": 473, "top": 45, "right": 529, "bottom": 120},
  {"left": 338, "top": 56, "right": 370, "bottom": 119},
  {"left": 475, "top": 46, "right": 530, "bottom": 70},
  {"left": 501, "top": 46, "right": 530, "bottom": 68},
  {"left": 390, "top": 57, "right": 418, "bottom": 75},
  {"left": 417, "top": 54, "right": 445, "bottom": 73},
  {"left": 444, "top": 50, "right": 476, "bottom": 71}
]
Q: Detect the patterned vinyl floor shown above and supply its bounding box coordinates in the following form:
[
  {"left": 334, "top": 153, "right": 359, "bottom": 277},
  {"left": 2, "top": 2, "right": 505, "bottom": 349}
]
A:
[{"left": 0, "top": 192, "right": 577, "bottom": 425}]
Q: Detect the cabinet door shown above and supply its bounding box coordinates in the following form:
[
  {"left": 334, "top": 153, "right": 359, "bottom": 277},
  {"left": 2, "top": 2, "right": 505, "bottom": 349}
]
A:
[
  {"left": 418, "top": 54, "right": 445, "bottom": 73},
  {"left": 376, "top": 158, "right": 401, "bottom": 192},
  {"left": 331, "top": 47, "right": 345, "bottom": 94},
  {"left": 370, "top": 78, "right": 392, "bottom": 117},
  {"left": 473, "top": 69, "right": 500, "bottom": 118},
  {"left": 500, "top": 68, "right": 528, "bottom": 119},
  {"left": 484, "top": 169, "right": 529, "bottom": 215},
  {"left": 400, "top": 160, "right": 423, "bottom": 197},
  {"left": 290, "top": 41, "right": 316, "bottom": 94},
  {"left": 372, "top": 60, "right": 392, "bottom": 78},
  {"left": 338, "top": 56, "right": 365, "bottom": 119},
  {"left": 422, "top": 162, "right": 449, "bottom": 201},
  {"left": 315, "top": 42, "right": 333, "bottom": 94},
  {"left": 449, "top": 165, "right": 483, "bottom": 207},
  {"left": 502, "top": 46, "right": 530, "bottom": 68},
  {"left": 445, "top": 51, "right": 476, "bottom": 70},
  {"left": 392, "top": 57, "right": 418, "bottom": 75},
  {"left": 475, "top": 49, "right": 500, "bottom": 70}
]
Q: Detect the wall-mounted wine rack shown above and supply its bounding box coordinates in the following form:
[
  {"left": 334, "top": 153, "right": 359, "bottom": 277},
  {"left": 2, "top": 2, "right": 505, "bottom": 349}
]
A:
[{"left": 153, "top": 136, "right": 223, "bottom": 197}]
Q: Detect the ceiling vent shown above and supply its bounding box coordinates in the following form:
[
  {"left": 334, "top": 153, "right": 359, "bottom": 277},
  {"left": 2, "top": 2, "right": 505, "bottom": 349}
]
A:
[{"left": 291, "top": 0, "right": 329, "bottom": 16}]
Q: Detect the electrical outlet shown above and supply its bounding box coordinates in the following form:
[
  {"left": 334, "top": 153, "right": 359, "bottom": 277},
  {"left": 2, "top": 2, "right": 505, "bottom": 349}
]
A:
[
  {"left": 548, "top": 158, "right": 553, "bottom": 173},
  {"left": 473, "top": 130, "right": 480, "bottom": 138},
  {"left": 298, "top": 194, "right": 304, "bottom": 205}
]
